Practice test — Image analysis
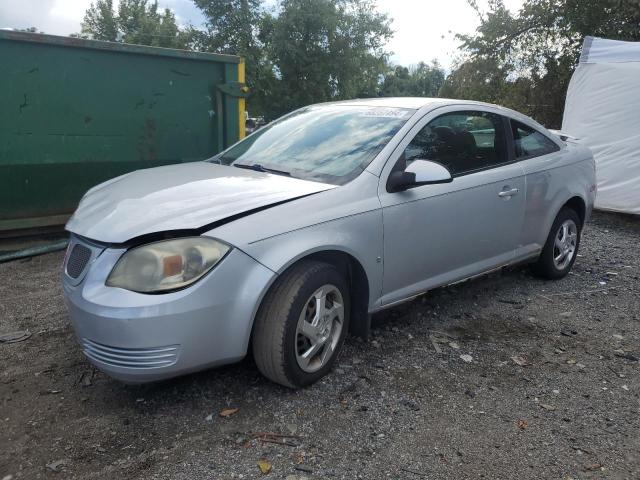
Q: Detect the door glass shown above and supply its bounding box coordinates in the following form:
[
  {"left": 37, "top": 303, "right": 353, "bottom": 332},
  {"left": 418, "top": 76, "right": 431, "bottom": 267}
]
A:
[
  {"left": 403, "top": 111, "right": 507, "bottom": 176},
  {"left": 511, "top": 121, "right": 560, "bottom": 158}
]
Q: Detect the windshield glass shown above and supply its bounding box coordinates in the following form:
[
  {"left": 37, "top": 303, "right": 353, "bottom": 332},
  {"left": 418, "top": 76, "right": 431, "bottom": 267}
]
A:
[{"left": 215, "top": 104, "right": 414, "bottom": 185}]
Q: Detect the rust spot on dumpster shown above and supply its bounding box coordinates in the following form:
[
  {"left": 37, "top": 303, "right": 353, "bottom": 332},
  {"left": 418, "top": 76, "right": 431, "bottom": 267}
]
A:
[
  {"left": 19, "top": 94, "right": 28, "bottom": 113},
  {"left": 145, "top": 118, "right": 156, "bottom": 136},
  {"left": 144, "top": 118, "right": 157, "bottom": 162}
]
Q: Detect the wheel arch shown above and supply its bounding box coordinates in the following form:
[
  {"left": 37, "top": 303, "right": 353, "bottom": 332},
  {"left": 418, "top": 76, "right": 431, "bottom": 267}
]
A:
[
  {"left": 539, "top": 192, "right": 588, "bottom": 247},
  {"left": 563, "top": 195, "right": 587, "bottom": 227},
  {"left": 298, "top": 250, "right": 371, "bottom": 339},
  {"left": 249, "top": 248, "right": 372, "bottom": 344}
]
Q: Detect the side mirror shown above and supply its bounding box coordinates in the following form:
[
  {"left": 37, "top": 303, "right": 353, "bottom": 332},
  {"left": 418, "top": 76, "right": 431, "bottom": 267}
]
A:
[{"left": 387, "top": 160, "right": 453, "bottom": 192}]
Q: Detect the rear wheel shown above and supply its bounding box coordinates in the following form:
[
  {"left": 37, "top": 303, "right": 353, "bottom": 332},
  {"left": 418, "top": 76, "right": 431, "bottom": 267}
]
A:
[
  {"left": 252, "top": 260, "right": 350, "bottom": 388},
  {"left": 532, "top": 207, "right": 581, "bottom": 279}
]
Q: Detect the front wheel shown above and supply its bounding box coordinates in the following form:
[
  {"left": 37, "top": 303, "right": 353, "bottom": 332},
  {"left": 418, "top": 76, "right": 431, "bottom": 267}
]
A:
[
  {"left": 532, "top": 207, "right": 581, "bottom": 279},
  {"left": 252, "top": 260, "right": 350, "bottom": 388}
]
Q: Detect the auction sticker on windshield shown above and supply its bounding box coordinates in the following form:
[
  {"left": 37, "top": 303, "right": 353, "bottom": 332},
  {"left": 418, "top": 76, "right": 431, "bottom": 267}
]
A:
[{"left": 361, "top": 107, "right": 413, "bottom": 118}]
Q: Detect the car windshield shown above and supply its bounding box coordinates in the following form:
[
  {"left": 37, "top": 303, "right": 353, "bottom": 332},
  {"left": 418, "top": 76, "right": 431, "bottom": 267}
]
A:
[{"left": 214, "top": 104, "right": 414, "bottom": 185}]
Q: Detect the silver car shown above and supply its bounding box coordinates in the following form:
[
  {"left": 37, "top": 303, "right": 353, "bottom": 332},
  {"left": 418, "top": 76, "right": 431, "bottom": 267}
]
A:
[{"left": 62, "top": 98, "right": 596, "bottom": 388}]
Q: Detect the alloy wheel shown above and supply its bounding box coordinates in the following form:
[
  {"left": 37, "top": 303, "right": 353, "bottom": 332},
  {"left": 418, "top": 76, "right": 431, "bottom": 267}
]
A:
[
  {"left": 553, "top": 219, "right": 578, "bottom": 270},
  {"left": 295, "top": 284, "right": 344, "bottom": 373}
]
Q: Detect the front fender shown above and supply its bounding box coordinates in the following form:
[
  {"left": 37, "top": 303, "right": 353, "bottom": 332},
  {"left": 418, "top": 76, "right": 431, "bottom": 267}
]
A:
[{"left": 240, "top": 209, "right": 384, "bottom": 311}]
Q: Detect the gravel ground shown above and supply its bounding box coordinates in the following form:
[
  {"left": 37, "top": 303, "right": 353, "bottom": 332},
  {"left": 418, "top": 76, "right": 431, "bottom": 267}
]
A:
[{"left": 1, "top": 211, "right": 639, "bottom": 480}]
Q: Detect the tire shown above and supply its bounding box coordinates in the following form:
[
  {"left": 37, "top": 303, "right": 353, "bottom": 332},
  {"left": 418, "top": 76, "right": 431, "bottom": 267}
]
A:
[
  {"left": 532, "top": 207, "right": 582, "bottom": 280},
  {"left": 252, "top": 260, "right": 350, "bottom": 388}
]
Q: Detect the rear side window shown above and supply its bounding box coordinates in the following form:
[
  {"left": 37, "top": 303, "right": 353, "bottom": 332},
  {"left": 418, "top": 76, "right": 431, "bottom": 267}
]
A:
[
  {"left": 403, "top": 111, "right": 508, "bottom": 176},
  {"left": 511, "top": 121, "right": 559, "bottom": 159}
]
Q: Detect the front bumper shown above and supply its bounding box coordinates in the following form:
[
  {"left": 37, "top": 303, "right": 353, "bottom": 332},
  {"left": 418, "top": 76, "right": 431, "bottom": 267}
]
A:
[{"left": 62, "top": 238, "right": 276, "bottom": 383}]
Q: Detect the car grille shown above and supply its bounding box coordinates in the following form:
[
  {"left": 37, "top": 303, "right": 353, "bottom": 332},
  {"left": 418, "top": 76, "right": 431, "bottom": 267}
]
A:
[
  {"left": 82, "top": 338, "right": 179, "bottom": 369},
  {"left": 66, "top": 244, "right": 92, "bottom": 278}
]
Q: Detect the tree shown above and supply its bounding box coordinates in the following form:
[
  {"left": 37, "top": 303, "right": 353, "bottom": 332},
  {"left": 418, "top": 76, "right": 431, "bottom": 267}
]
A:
[
  {"left": 189, "top": 0, "right": 261, "bottom": 55},
  {"left": 191, "top": 0, "right": 392, "bottom": 119},
  {"left": 380, "top": 61, "right": 446, "bottom": 98},
  {"left": 81, "top": 0, "right": 186, "bottom": 48},
  {"left": 188, "top": 0, "right": 273, "bottom": 116},
  {"left": 264, "top": 0, "right": 392, "bottom": 117},
  {"left": 442, "top": 0, "right": 640, "bottom": 127},
  {"left": 82, "top": 0, "right": 118, "bottom": 41}
]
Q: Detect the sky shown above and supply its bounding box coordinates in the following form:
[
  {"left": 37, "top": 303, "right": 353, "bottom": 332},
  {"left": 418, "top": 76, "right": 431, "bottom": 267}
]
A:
[{"left": 0, "top": 0, "right": 524, "bottom": 69}]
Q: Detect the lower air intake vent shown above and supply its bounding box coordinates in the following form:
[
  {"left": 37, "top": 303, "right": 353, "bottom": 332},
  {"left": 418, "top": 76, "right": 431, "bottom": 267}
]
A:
[{"left": 82, "top": 339, "right": 179, "bottom": 369}]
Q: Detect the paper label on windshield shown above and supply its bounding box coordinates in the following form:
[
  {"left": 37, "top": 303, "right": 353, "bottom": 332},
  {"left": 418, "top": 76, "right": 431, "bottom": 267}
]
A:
[{"left": 362, "top": 108, "right": 411, "bottom": 119}]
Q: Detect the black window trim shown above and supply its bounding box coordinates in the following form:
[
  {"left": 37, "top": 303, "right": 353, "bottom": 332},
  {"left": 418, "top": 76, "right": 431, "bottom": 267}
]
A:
[
  {"left": 400, "top": 109, "right": 518, "bottom": 180},
  {"left": 508, "top": 118, "right": 561, "bottom": 161},
  {"left": 384, "top": 107, "right": 556, "bottom": 194}
]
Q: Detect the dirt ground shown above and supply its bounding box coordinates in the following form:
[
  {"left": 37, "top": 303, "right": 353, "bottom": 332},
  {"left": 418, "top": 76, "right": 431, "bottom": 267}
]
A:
[{"left": 1, "top": 211, "right": 639, "bottom": 480}]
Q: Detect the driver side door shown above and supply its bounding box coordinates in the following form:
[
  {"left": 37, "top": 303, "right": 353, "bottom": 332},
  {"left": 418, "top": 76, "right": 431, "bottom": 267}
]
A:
[{"left": 378, "top": 106, "right": 526, "bottom": 306}]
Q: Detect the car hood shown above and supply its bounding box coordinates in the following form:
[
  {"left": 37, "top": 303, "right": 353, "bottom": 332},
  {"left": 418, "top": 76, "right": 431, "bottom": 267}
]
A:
[{"left": 66, "top": 162, "right": 336, "bottom": 243}]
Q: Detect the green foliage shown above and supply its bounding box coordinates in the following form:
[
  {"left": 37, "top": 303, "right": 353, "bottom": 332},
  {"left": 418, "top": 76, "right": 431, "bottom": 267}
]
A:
[
  {"left": 443, "top": 0, "right": 640, "bottom": 127},
  {"left": 81, "top": 0, "right": 186, "bottom": 48},
  {"left": 187, "top": 0, "right": 273, "bottom": 117},
  {"left": 380, "top": 62, "right": 445, "bottom": 98},
  {"left": 192, "top": 0, "right": 392, "bottom": 119},
  {"left": 82, "top": 0, "right": 118, "bottom": 41},
  {"left": 266, "top": 0, "right": 391, "bottom": 116},
  {"left": 189, "top": 0, "right": 261, "bottom": 54}
]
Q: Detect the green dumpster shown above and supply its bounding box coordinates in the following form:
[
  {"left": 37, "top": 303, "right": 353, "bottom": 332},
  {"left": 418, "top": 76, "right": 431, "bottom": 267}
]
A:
[{"left": 0, "top": 30, "right": 246, "bottom": 233}]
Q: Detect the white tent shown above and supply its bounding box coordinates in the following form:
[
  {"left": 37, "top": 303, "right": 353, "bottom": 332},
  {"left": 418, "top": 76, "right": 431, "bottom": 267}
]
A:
[{"left": 562, "top": 36, "right": 640, "bottom": 214}]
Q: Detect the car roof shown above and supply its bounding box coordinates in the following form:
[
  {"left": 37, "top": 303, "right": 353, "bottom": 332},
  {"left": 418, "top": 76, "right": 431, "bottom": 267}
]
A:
[
  {"left": 327, "top": 97, "right": 445, "bottom": 109},
  {"left": 309, "top": 97, "right": 559, "bottom": 142},
  {"left": 316, "top": 97, "right": 546, "bottom": 130},
  {"left": 320, "top": 96, "right": 516, "bottom": 111}
]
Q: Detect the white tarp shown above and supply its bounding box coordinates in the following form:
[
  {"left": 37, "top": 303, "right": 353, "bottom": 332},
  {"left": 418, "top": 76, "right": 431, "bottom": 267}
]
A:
[{"left": 562, "top": 36, "right": 640, "bottom": 214}]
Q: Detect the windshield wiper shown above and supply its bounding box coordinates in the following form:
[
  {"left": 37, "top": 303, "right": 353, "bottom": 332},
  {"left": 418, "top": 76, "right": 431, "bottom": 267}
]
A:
[{"left": 233, "top": 163, "right": 292, "bottom": 177}]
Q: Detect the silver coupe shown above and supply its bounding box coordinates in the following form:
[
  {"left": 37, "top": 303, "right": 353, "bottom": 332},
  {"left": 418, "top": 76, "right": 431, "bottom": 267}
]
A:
[{"left": 62, "top": 98, "right": 596, "bottom": 388}]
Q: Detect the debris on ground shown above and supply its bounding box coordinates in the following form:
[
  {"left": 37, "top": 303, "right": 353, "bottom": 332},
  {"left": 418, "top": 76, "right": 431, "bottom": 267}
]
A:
[
  {"left": 257, "top": 458, "right": 272, "bottom": 474},
  {"left": 400, "top": 398, "right": 421, "bottom": 411},
  {"left": 560, "top": 329, "right": 578, "bottom": 337},
  {"left": 429, "top": 334, "right": 443, "bottom": 353},
  {"left": 293, "top": 465, "right": 313, "bottom": 473},
  {"left": 613, "top": 351, "right": 639, "bottom": 362},
  {"left": 510, "top": 355, "right": 531, "bottom": 366},
  {"left": 0, "top": 330, "right": 31, "bottom": 344},
  {"left": 219, "top": 408, "right": 239, "bottom": 418},
  {"left": 250, "top": 432, "right": 301, "bottom": 447},
  {"left": 46, "top": 459, "right": 68, "bottom": 472}
]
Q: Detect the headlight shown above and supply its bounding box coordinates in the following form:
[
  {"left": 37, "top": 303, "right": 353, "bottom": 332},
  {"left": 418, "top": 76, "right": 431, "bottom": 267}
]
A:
[{"left": 106, "top": 237, "right": 230, "bottom": 293}]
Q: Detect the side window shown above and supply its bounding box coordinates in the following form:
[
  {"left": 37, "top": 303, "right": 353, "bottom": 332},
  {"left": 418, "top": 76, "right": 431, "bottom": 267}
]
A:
[
  {"left": 402, "top": 111, "right": 507, "bottom": 176},
  {"left": 511, "top": 121, "right": 559, "bottom": 158}
]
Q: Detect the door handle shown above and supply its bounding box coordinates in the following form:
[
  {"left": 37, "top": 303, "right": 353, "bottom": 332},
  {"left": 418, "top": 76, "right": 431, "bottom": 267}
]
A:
[{"left": 498, "top": 187, "right": 519, "bottom": 197}]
